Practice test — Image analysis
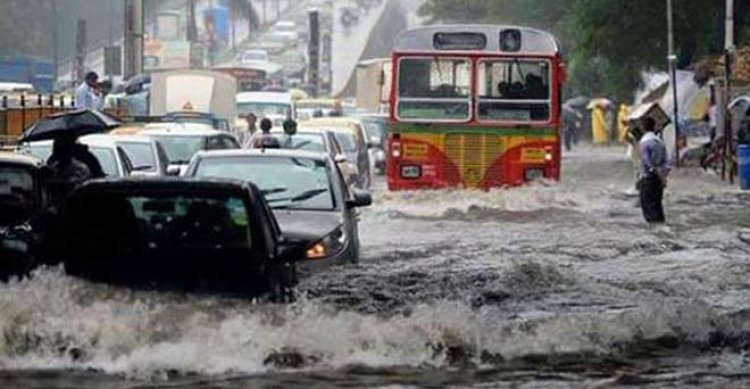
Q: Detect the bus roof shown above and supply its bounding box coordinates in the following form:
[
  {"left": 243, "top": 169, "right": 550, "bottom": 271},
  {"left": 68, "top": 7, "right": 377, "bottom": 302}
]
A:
[{"left": 393, "top": 25, "right": 559, "bottom": 54}]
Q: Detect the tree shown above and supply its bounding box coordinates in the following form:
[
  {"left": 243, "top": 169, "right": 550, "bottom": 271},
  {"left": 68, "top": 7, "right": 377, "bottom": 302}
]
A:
[{"left": 418, "top": 0, "right": 742, "bottom": 101}]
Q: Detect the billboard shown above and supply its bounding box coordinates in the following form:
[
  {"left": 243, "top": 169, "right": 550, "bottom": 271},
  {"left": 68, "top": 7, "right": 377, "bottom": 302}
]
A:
[{"left": 143, "top": 40, "right": 191, "bottom": 71}]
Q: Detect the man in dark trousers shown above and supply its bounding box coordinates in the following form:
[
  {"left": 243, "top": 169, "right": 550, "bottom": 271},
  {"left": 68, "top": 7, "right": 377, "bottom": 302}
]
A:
[{"left": 638, "top": 117, "right": 669, "bottom": 224}]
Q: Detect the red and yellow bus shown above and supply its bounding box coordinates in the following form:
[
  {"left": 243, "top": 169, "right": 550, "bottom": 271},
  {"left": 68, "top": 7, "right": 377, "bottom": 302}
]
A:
[{"left": 387, "top": 25, "right": 565, "bottom": 190}]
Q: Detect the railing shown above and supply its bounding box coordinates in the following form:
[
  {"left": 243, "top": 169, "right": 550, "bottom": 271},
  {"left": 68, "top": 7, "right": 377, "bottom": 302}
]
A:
[{"left": 0, "top": 93, "right": 129, "bottom": 144}]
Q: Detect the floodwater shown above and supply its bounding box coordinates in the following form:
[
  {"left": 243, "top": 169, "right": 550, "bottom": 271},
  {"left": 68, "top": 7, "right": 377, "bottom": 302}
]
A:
[{"left": 2, "top": 146, "right": 750, "bottom": 388}]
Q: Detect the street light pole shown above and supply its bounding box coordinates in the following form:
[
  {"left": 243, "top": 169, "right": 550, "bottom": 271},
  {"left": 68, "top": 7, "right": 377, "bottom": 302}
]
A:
[{"left": 666, "top": 0, "right": 680, "bottom": 166}]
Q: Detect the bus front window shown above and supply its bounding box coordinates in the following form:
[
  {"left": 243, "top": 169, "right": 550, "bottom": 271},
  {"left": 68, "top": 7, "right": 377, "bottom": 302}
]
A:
[
  {"left": 477, "top": 59, "right": 551, "bottom": 122},
  {"left": 397, "top": 58, "right": 471, "bottom": 121}
]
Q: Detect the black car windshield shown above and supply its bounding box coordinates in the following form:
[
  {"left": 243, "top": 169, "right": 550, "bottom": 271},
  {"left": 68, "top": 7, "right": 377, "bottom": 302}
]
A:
[
  {"left": 0, "top": 165, "right": 36, "bottom": 225},
  {"left": 332, "top": 132, "right": 358, "bottom": 152},
  {"left": 194, "top": 156, "right": 335, "bottom": 210},
  {"left": 119, "top": 142, "right": 156, "bottom": 172},
  {"left": 151, "top": 136, "right": 204, "bottom": 164},
  {"left": 273, "top": 133, "right": 327, "bottom": 153}
]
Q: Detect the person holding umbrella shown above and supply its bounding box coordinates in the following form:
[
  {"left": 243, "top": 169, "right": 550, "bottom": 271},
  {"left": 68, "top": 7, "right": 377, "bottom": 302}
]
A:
[{"left": 21, "top": 109, "right": 120, "bottom": 205}]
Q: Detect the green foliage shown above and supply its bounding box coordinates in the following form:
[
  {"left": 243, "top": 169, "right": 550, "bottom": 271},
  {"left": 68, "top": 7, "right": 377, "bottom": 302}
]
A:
[{"left": 418, "top": 0, "right": 744, "bottom": 102}]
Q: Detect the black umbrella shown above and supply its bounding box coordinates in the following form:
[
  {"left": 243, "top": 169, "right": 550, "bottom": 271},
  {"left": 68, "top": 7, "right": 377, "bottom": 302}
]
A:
[{"left": 21, "top": 109, "right": 120, "bottom": 143}]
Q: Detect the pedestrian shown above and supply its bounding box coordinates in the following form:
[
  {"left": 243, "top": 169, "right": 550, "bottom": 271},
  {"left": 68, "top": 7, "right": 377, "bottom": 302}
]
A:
[
  {"left": 46, "top": 134, "right": 91, "bottom": 207},
  {"left": 249, "top": 118, "right": 281, "bottom": 149},
  {"left": 591, "top": 104, "right": 608, "bottom": 144},
  {"left": 74, "top": 71, "right": 102, "bottom": 110},
  {"left": 638, "top": 117, "right": 669, "bottom": 224},
  {"left": 237, "top": 113, "right": 257, "bottom": 148}
]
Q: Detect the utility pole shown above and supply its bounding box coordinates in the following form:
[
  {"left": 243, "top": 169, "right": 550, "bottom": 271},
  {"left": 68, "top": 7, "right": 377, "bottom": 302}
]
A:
[
  {"left": 124, "top": 0, "right": 144, "bottom": 79},
  {"left": 75, "top": 19, "right": 87, "bottom": 82},
  {"left": 724, "top": 0, "right": 735, "bottom": 183},
  {"left": 51, "top": 0, "right": 58, "bottom": 87},
  {"left": 666, "top": 0, "right": 680, "bottom": 166}
]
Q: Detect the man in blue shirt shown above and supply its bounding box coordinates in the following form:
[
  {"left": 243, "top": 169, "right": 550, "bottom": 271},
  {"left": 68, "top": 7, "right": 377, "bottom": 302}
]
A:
[{"left": 638, "top": 117, "right": 669, "bottom": 224}]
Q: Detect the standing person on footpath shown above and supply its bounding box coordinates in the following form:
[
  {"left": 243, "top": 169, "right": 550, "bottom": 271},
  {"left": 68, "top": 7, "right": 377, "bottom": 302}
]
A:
[
  {"left": 638, "top": 117, "right": 670, "bottom": 224},
  {"left": 74, "top": 72, "right": 102, "bottom": 110}
]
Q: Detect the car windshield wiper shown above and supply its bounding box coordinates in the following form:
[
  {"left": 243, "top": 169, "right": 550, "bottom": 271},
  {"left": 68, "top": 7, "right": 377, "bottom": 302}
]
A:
[
  {"left": 268, "top": 188, "right": 329, "bottom": 208},
  {"left": 261, "top": 187, "right": 289, "bottom": 195}
]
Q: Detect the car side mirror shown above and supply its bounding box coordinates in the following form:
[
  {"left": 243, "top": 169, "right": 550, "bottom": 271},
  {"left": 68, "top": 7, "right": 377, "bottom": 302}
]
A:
[
  {"left": 166, "top": 165, "right": 181, "bottom": 176},
  {"left": 276, "top": 236, "right": 305, "bottom": 261},
  {"left": 334, "top": 154, "right": 348, "bottom": 163},
  {"left": 346, "top": 189, "right": 372, "bottom": 208}
]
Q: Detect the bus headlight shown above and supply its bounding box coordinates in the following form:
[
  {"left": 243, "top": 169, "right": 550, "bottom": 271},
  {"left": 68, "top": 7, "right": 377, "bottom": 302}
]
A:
[{"left": 306, "top": 227, "right": 346, "bottom": 259}]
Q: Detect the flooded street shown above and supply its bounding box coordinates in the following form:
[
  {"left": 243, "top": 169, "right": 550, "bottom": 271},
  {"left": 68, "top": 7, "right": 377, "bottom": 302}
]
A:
[{"left": 1, "top": 146, "right": 750, "bottom": 388}]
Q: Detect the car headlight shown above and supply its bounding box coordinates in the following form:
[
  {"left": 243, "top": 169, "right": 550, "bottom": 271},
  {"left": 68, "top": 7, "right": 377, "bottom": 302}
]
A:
[{"left": 306, "top": 227, "right": 347, "bottom": 259}]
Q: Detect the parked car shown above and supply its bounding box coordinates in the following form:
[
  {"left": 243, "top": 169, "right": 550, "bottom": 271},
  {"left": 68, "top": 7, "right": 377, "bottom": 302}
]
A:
[
  {"left": 185, "top": 150, "right": 372, "bottom": 266},
  {"left": 41, "top": 178, "right": 303, "bottom": 300},
  {"left": 299, "top": 118, "right": 372, "bottom": 189},
  {"left": 0, "top": 153, "right": 46, "bottom": 280}
]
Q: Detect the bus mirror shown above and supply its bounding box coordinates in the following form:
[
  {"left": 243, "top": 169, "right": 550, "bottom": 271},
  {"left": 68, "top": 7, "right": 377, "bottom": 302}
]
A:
[{"left": 377, "top": 70, "right": 385, "bottom": 86}]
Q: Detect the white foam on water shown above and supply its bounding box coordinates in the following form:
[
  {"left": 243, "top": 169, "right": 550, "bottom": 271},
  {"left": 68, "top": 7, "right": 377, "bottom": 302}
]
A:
[{"left": 0, "top": 268, "right": 736, "bottom": 380}]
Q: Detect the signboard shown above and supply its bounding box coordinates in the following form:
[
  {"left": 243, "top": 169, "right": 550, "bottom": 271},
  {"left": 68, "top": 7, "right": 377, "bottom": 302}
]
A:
[{"left": 144, "top": 40, "right": 191, "bottom": 71}]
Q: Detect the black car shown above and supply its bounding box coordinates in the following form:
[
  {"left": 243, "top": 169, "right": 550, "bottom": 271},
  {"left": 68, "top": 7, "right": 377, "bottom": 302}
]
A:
[
  {"left": 0, "top": 153, "right": 46, "bottom": 280},
  {"left": 41, "top": 178, "right": 303, "bottom": 300},
  {"left": 185, "top": 149, "right": 372, "bottom": 268}
]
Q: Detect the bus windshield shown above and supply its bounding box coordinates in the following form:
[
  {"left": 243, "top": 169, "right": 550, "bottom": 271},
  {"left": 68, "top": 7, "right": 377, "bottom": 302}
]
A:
[
  {"left": 397, "top": 57, "right": 471, "bottom": 121},
  {"left": 477, "top": 59, "right": 551, "bottom": 122}
]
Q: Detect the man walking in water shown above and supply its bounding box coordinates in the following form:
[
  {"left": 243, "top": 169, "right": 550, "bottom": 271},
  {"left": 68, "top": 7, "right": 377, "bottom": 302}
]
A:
[{"left": 638, "top": 117, "right": 669, "bottom": 224}]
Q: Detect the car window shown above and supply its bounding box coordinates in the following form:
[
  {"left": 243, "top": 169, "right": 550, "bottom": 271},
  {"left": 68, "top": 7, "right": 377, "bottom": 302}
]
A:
[
  {"left": 119, "top": 142, "right": 157, "bottom": 172},
  {"left": 26, "top": 144, "right": 52, "bottom": 162},
  {"left": 89, "top": 147, "right": 120, "bottom": 177},
  {"left": 332, "top": 132, "right": 358, "bottom": 152},
  {"left": 0, "top": 165, "right": 36, "bottom": 226},
  {"left": 236, "top": 102, "right": 292, "bottom": 118},
  {"left": 194, "top": 156, "right": 336, "bottom": 211},
  {"left": 152, "top": 136, "right": 205, "bottom": 164}
]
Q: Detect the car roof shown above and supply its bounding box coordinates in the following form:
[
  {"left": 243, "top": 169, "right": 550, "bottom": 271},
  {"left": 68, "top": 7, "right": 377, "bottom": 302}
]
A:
[
  {"left": 236, "top": 91, "right": 293, "bottom": 103},
  {"left": 0, "top": 152, "right": 43, "bottom": 167},
  {"left": 106, "top": 134, "right": 157, "bottom": 144},
  {"left": 77, "top": 177, "right": 259, "bottom": 195},
  {"left": 302, "top": 117, "right": 363, "bottom": 127},
  {"left": 297, "top": 125, "right": 358, "bottom": 136},
  {"left": 195, "top": 148, "right": 329, "bottom": 161},
  {"left": 136, "top": 127, "right": 225, "bottom": 137}
]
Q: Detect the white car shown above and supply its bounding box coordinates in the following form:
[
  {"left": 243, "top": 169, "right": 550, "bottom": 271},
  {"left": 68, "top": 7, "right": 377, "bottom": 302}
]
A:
[
  {"left": 240, "top": 49, "right": 269, "bottom": 66},
  {"left": 132, "top": 127, "right": 241, "bottom": 175},
  {"left": 20, "top": 135, "right": 134, "bottom": 178},
  {"left": 272, "top": 20, "right": 300, "bottom": 41},
  {"left": 109, "top": 134, "right": 171, "bottom": 177}
]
